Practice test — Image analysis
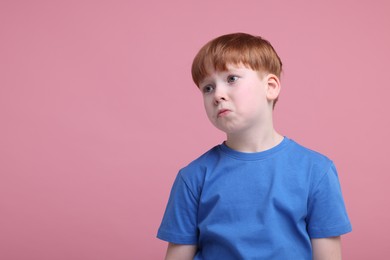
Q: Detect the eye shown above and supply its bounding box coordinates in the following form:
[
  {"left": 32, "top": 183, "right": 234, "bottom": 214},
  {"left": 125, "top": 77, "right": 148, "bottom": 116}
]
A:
[
  {"left": 227, "top": 75, "right": 239, "bottom": 83},
  {"left": 202, "top": 85, "right": 214, "bottom": 94}
]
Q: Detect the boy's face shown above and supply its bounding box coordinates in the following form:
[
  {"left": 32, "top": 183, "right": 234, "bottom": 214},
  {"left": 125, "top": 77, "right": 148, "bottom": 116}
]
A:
[{"left": 198, "top": 63, "right": 279, "bottom": 135}]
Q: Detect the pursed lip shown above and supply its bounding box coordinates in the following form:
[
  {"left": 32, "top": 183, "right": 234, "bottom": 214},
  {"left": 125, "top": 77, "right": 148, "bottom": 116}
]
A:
[{"left": 217, "top": 108, "right": 231, "bottom": 117}]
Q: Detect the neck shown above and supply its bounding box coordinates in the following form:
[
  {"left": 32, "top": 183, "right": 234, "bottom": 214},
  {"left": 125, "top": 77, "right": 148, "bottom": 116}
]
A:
[{"left": 225, "top": 128, "right": 283, "bottom": 153}]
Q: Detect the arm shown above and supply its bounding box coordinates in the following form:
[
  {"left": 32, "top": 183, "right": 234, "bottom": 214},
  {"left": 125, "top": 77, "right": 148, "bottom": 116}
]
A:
[
  {"left": 311, "top": 236, "right": 342, "bottom": 260},
  {"left": 165, "top": 243, "right": 197, "bottom": 260}
]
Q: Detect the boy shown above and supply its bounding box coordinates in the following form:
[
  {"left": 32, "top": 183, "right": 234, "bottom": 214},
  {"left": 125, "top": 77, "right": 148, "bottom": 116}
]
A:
[{"left": 157, "top": 33, "right": 352, "bottom": 259}]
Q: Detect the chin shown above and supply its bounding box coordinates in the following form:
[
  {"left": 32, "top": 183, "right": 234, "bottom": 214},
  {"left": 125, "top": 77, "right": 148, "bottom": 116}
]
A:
[{"left": 215, "top": 124, "right": 241, "bottom": 135}]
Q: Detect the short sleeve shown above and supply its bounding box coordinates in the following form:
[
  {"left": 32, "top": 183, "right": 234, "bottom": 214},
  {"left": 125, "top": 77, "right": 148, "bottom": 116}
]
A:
[
  {"left": 157, "top": 171, "right": 199, "bottom": 244},
  {"left": 306, "top": 163, "right": 352, "bottom": 238}
]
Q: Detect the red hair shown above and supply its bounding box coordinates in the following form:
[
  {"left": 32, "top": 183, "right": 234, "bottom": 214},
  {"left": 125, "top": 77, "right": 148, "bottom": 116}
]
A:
[{"left": 191, "top": 33, "right": 283, "bottom": 87}]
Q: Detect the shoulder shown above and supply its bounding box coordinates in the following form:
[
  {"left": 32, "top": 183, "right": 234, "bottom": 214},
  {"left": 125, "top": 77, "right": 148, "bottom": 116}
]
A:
[
  {"left": 287, "top": 138, "right": 330, "bottom": 160},
  {"left": 282, "top": 138, "right": 338, "bottom": 189},
  {"left": 285, "top": 138, "right": 344, "bottom": 198},
  {"left": 286, "top": 138, "right": 333, "bottom": 168},
  {"left": 180, "top": 145, "right": 221, "bottom": 175},
  {"left": 177, "top": 144, "right": 222, "bottom": 192}
]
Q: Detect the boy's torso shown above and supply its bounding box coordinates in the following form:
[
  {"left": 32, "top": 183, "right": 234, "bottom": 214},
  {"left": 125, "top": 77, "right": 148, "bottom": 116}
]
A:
[
  {"left": 158, "top": 137, "right": 352, "bottom": 259},
  {"left": 185, "top": 137, "right": 320, "bottom": 259}
]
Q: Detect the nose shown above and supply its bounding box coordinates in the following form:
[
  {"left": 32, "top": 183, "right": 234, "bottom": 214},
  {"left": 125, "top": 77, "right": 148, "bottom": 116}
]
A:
[{"left": 213, "top": 87, "right": 227, "bottom": 105}]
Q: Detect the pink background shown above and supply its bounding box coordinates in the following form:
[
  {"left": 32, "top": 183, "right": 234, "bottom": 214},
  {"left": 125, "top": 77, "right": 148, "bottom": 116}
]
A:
[{"left": 1, "top": 1, "right": 389, "bottom": 259}]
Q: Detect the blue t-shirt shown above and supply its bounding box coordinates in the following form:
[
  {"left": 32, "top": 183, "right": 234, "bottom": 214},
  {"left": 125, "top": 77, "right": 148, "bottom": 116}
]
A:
[{"left": 157, "top": 137, "right": 352, "bottom": 259}]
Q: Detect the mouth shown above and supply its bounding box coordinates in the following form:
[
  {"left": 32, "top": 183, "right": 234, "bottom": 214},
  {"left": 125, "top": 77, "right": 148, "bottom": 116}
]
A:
[{"left": 217, "top": 109, "right": 231, "bottom": 117}]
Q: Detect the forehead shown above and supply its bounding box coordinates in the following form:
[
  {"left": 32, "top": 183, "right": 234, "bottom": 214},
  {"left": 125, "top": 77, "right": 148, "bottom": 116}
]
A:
[
  {"left": 199, "top": 63, "right": 261, "bottom": 84},
  {"left": 202, "top": 62, "right": 247, "bottom": 76},
  {"left": 201, "top": 62, "right": 262, "bottom": 78},
  {"left": 200, "top": 62, "right": 239, "bottom": 78}
]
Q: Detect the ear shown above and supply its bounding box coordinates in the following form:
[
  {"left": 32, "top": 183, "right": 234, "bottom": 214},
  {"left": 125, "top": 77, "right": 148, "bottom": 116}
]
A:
[{"left": 265, "top": 74, "right": 281, "bottom": 102}]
